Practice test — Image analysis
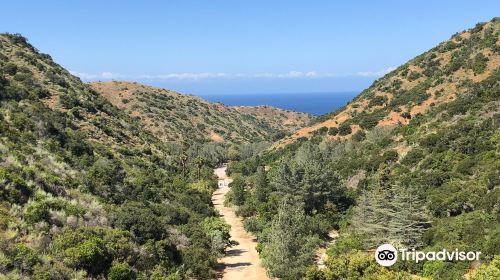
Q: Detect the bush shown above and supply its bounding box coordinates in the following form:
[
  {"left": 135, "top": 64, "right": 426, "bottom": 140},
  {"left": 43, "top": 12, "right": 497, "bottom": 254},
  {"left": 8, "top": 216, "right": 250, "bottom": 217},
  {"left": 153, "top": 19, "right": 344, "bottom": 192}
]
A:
[
  {"left": 471, "top": 53, "right": 488, "bottom": 74},
  {"left": 401, "top": 148, "right": 425, "bottom": 166},
  {"left": 0, "top": 168, "right": 33, "bottom": 204},
  {"left": 359, "top": 115, "right": 380, "bottom": 129},
  {"left": 59, "top": 92, "right": 80, "bottom": 109},
  {"left": 316, "top": 126, "right": 328, "bottom": 135},
  {"left": 202, "top": 217, "right": 231, "bottom": 256},
  {"left": 470, "top": 256, "right": 500, "bottom": 280},
  {"left": 401, "top": 112, "right": 411, "bottom": 119},
  {"left": 352, "top": 130, "right": 366, "bottom": 142},
  {"left": 63, "top": 236, "right": 110, "bottom": 275},
  {"left": 108, "top": 262, "right": 136, "bottom": 280},
  {"left": 113, "top": 202, "right": 165, "bottom": 243},
  {"left": 423, "top": 261, "right": 446, "bottom": 278},
  {"left": 327, "top": 234, "right": 363, "bottom": 256},
  {"left": 368, "top": 95, "right": 387, "bottom": 107},
  {"left": 3, "top": 62, "right": 18, "bottom": 75},
  {"left": 25, "top": 201, "right": 51, "bottom": 225},
  {"left": 338, "top": 123, "right": 352, "bottom": 136},
  {"left": 382, "top": 150, "right": 399, "bottom": 163},
  {"left": 12, "top": 244, "right": 39, "bottom": 273},
  {"left": 328, "top": 127, "right": 339, "bottom": 136}
]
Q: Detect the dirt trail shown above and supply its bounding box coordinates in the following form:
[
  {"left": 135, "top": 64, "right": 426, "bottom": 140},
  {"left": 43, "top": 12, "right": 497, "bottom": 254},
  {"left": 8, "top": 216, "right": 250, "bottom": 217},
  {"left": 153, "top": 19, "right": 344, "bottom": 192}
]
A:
[
  {"left": 212, "top": 166, "right": 270, "bottom": 280},
  {"left": 316, "top": 229, "right": 339, "bottom": 269}
]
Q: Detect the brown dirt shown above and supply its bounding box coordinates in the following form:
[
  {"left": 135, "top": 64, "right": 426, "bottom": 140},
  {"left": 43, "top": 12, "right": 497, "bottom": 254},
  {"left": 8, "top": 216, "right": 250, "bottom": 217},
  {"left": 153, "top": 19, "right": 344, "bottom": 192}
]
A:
[
  {"left": 210, "top": 131, "right": 224, "bottom": 142},
  {"left": 316, "top": 230, "right": 339, "bottom": 269},
  {"left": 212, "top": 167, "right": 270, "bottom": 280}
]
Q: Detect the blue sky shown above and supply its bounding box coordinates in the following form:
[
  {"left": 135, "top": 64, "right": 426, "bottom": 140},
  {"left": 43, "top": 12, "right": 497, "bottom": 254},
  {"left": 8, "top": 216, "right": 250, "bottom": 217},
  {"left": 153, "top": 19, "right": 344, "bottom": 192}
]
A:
[{"left": 1, "top": 1, "right": 498, "bottom": 95}]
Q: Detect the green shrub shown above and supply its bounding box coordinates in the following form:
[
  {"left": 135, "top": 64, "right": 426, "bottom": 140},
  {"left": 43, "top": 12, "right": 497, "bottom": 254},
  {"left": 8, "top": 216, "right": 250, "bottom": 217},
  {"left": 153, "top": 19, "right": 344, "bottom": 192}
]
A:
[
  {"left": 317, "top": 126, "right": 328, "bottom": 135},
  {"left": 328, "top": 127, "right": 339, "bottom": 136},
  {"left": 64, "top": 236, "right": 110, "bottom": 275},
  {"left": 108, "top": 262, "right": 136, "bottom": 280},
  {"left": 471, "top": 53, "right": 488, "bottom": 74},
  {"left": 352, "top": 130, "right": 366, "bottom": 141},
  {"left": 113, "top": 202, "right": 164, "bottom": 243},
  {"left": 25, "top": 201, "right": 51, "bottom": 225},
  {"left": 327, "top": 234, "right": 363, "bottom": 256},
  {"left": 12, "top": 244, "right": 39, "bottom": 273},
  {"left": 3, "top": 62, "right": 18, "bottom": 75},
  {"left": 368, "top": 95, "right": 387, "bottom": 107},
  {"left": 401, "top": 148, "right": 425, "bottom": 166},
  {"left": 470, "top": 256, "right": 500, "bottom": 280},
  {"left": 382, "top": 150, "right": 399, "bottom": 163},
  {"left": 338, "top": 123, "right": 352, "bottom": 136}
]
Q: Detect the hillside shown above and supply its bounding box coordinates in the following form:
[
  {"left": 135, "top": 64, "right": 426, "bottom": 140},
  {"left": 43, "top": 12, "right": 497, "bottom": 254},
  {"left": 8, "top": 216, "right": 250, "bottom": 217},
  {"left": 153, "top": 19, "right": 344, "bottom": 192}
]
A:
[
  {"left": 276, "top": 18, "right": 499, "bottom": 147},
  {"left": 225, "top": 18, "right": 499, "bottom": 279},
  {"left": 91, "top": 81, "right": 311, "bottom": 144},
  {"left": 0, "top": 33, "right": 232, "bottom": 279}
]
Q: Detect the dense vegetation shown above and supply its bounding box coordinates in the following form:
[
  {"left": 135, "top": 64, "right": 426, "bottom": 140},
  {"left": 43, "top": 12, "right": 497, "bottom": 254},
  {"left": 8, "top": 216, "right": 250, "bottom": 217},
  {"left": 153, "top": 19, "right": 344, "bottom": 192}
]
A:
[
  {"left": 226, "top": 19, "right": 499, "bottom": 279},
  {"left": 0, "top": 33, "right": 236, "bottom": 279}
]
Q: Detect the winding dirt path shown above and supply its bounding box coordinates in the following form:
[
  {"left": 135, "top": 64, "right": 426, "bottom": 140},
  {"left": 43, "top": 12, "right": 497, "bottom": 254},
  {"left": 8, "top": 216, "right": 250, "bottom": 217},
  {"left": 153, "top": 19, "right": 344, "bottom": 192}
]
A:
[
  {"left": 316, "top": 229, "right": 339, "bottom": 268},
  {"left": 212, "top": 166, "right": 270, "bottom": 280}
]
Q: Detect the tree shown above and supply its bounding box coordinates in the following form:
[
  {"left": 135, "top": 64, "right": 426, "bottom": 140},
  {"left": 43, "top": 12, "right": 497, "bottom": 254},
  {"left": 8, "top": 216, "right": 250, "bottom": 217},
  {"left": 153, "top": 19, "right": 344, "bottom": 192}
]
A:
[
  {"left": 350, "top": 187, "right": 393, "bottom": 247},
  {"left": 63, "top": 236, "right": 110, "bottom": 275},
  {"left": 253, "top": 166, "right": 269, "bottom": 202},
  {"left": 351, "top": 182, "right": 429, "bottom": 249},
  {"left": 229, "top": 175, "right": 246, "bottom": 206},
  {"left": 271, "top": 143, "right": 347, "bottom": 215},
  {"left": 202, "top": 217, "right": 231, "bottom": 257},
  {"left": 195, "top": 156, "right": 205, "bottom": 180},
  {"left": 261, "top": 200, "right": 319, "bottom": 280},
  {"left": 388, "top": 183, "right": 430, "bottom": 248},
  {"left": 178, "top": 153, "right": 188, "bottom": 178}
]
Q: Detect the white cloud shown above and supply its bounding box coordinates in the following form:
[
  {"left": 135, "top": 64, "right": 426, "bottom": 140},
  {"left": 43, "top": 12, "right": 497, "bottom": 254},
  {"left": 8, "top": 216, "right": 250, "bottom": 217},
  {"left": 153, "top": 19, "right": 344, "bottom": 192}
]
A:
[
  {"left": 70, "top": 67, "right": 396, "bottom": 81},
  {"left": 69, "top": 71, "right": 123, "bottom": 80},
  {"left": 356, "top": 66, "right": 396, "bottom": 77}
]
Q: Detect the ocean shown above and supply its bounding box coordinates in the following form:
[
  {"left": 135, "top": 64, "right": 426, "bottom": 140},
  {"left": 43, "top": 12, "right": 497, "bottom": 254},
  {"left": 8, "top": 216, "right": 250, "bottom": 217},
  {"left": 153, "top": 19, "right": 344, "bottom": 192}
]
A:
[{"left": 196, "top": 92, "right": 358, "bottom": 116}]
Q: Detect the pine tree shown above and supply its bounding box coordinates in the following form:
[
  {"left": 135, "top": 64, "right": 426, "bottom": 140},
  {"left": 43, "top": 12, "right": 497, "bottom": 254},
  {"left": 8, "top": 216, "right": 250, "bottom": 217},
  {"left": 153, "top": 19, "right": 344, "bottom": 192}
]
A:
[
  {"left": 351, "top": 182, "right": 429, "bottom": 249},
  {"left": 388, "top": 183, "right": 430, "bottom": 248},
  {"left": 261, "top": 199, "right": 320, "bottom": 280},
  {"left": 350, "top": 186, "right": 394, "bottom": 248},
  {"left": 254, "top": 166, "right": 269, "bottom": 202},
  {"left": 270, "top": 159, "right": 301, "bottom": 200}
]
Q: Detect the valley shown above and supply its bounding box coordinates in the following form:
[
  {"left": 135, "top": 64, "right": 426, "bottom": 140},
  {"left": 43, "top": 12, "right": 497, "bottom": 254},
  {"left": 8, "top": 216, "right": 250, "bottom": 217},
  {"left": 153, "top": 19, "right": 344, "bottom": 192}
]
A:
[{"left": 0, "top": 12, "right": 498, "bottom": 280}]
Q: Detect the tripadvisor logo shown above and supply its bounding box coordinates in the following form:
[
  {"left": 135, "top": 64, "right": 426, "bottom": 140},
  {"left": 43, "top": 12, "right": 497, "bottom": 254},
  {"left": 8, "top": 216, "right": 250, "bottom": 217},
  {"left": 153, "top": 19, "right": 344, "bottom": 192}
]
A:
[
  {"left": 375, "top": 244, "right": 398, "bottom": 266},
  {"left": 375, "top": 244, "right": 481, "bottom": 267}
]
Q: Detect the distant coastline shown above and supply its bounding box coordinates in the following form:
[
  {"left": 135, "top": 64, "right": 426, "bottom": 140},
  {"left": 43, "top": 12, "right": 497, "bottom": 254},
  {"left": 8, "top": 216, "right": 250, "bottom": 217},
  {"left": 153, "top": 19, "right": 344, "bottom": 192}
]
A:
[{"left": 197, "top": 92, "right": 358, "bottom": 116}]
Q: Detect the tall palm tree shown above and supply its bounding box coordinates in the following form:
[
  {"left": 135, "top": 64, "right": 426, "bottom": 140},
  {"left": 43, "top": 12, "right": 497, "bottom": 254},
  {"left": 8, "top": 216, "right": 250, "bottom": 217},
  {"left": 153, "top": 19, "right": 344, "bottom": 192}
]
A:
[
  {"left": 195, "top": 156, "right": 205, "bottom": 180},
  {"left": 178, "top": 152, "right": 188, "bottom": 178}
]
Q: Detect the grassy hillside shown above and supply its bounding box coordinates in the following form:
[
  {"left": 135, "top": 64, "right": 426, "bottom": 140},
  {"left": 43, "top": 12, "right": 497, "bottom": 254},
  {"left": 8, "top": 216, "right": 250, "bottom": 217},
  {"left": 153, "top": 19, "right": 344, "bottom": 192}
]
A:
[
  {"left": 277, "top": 18, "right": 499, "bottom": 147},
  {"left": 0, "top": 33, "right": 231, "bottom": 279},
  {"left": 91, "top": 81, "right": 311, "bottom": 144},
  {"left": 226, "top": 18, "right": 499, "bottom": 279}
]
